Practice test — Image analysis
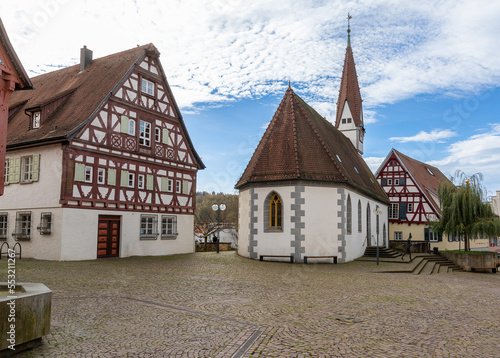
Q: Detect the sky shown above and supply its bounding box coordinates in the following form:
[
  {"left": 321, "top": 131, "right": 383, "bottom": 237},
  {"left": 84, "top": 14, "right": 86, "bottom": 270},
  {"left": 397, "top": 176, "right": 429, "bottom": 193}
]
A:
[{"left": 2, "top": 0, "right": 500, "bottom": 198}]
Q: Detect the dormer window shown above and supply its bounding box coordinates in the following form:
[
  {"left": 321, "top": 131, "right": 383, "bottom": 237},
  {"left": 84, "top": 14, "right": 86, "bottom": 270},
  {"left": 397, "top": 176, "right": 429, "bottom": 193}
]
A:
[
  {"left": 33, "top": 112, "right": 41, "bottom": 129},
  {"left": 141, "top": 79, "right": 154, "bottom": 96}
]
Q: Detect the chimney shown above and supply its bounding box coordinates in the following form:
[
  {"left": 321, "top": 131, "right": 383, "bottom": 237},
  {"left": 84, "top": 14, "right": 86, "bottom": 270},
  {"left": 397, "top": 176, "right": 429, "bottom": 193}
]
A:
[{"left": 80, "top": 45, "right": 93, "bottom": 71}]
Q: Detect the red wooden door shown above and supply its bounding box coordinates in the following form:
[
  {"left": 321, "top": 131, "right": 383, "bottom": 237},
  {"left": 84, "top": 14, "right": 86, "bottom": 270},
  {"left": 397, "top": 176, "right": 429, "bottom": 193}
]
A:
[{"left": 97, "top": 216, "right": 121, "bottom": 258}]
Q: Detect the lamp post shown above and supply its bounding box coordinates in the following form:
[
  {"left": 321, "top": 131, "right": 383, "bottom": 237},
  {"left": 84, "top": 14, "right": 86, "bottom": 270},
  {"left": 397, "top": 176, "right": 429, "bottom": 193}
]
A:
[
  {"left": 374, "top": 205, "right": 383, "bottom": 265},
  {"left": 212, "top": 203, "right": 226, "bottom": 253}
]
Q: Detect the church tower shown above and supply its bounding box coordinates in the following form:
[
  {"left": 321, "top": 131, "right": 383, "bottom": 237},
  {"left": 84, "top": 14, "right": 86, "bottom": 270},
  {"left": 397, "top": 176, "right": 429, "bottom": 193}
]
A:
[{"left": 335, "top": 14, "right": 365, "bottom": 156}]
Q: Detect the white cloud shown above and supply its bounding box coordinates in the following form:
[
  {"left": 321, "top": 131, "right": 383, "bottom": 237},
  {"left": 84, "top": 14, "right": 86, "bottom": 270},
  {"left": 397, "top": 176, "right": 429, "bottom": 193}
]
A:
[
  {"left": 390, "top": 129, "right": 457, "bottom": 143},
  {"left": 364, "top": 156, "right": 386, "bottom": 174},
  {"left": 429, "top": 124, "right": 500, "bottom": 192}
]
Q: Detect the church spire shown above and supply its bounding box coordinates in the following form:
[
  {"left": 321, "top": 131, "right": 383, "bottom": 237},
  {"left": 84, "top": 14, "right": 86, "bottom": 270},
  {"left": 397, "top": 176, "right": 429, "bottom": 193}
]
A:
[{"left": 335, "top": 14, "right": 365, "bottom": 156}]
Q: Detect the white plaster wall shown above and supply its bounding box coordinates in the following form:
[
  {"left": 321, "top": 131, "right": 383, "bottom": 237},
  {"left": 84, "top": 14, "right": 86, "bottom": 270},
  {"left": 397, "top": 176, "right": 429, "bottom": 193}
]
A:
[
  {"left": 60, "top": 208, "right": 195, "bottom": 260},
  {"left": 237, "top": 188, "right": 251, "bottom": 258},
  {"left": 302, "top": 186, "right": 340, "bottom": 257},
  {"left": 0, "top": 207, "right": 63, "bottom": 260},
  {"left": 1, "top": 144, "right": 63, "bottom": 209}
]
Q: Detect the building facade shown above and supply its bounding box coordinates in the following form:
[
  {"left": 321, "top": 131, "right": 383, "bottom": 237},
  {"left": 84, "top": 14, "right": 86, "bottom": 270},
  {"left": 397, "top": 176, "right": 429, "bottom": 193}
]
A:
[
  {"left": 375, "top": 149, "right": 489, "bottom": 251},
  {"left": 1, "top": 44, "right": 204, "bottom": 260}
]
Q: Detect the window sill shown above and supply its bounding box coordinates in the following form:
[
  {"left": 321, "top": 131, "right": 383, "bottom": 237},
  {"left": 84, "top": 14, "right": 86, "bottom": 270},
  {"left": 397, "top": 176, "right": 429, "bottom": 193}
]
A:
[
  {"left": 140, "top": 235, "right": 158, "bottom": 241},
  {"left": 161, "top": 235, "right": 178, "bottom": 240},
  {"left": 264, "top": 227, "right": 283, "bottom": 233},
  {"left": 14, "top": 237, "right": 31, "bottom": 241}
]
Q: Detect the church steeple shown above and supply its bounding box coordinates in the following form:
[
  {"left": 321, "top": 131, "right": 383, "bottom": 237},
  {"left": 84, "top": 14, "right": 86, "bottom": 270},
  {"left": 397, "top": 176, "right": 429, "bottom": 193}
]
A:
[{"left": 335, "top": 14, "right": 365, "bottom": 156}]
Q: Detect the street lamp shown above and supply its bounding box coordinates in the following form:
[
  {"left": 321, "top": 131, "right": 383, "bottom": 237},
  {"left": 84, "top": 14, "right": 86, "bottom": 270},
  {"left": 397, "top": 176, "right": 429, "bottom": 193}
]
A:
[
  {"left": 212, "top": 203, "right": 226, "bottom": 253},
  {"left": 373, "top": 205, "right": 383, "bottom": 265}
]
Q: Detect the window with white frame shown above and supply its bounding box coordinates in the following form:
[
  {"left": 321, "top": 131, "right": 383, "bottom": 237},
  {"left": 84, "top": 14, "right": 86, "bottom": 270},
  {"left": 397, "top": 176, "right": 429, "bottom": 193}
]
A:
[
  {"left": 37, "top": 212, "right": 52, "bottom": 235},
  {"left": 408, "top": 203, "right": 413, "bottom": 212},
  {"left": 387, "top": 178, "right": 392, "bottom": 185},
  {"left": 97, "top": 168, "right": 105, "bottom": 184},
  {"left": 141, "top": 78, "right": 154, "bottom": 96},
  {"left": 394, "top": 178, "right": 399, "bottom": 185},
  {"left": 21, "top": 156, "right": 33, "bottom": 182},
  {"left": 33, "top": 111, "right": 41, "bottom": 129},
  {"left": 161, "top": 215, "right": 177, "bottom": 238},
  {"left": 128, "top": 118, "right": 136, "bottom": 136},
  {"left": 4, "top": 160, "right": 9, "bottom": 184},
  {"left": 138, "top": 174, "right": 145, "bottom": 189},
  {"left": 84, "top": 166, "right": 93, "bottom": 183},
  {"left": 128, "top": 173, "right": 135, "bottom": 188},
  {"left": 389, "top": 203, "right": 399, "bottom": 219},
  {"left": 176, "top": 180, "right": 181, "bottom": 193},
  {"left": 13, "top": 211, "right": 31, "bottom": 240},
  {"left": 139, "top": 120, "right": 151, "bottom": 147},
  {"left": 140, "top": 214, "right": 158, "bottom": 239},
  {"left": 168, "top": 179, "right": 173, "bottom": 192},
  {"left": 0, "top": 213, "right": 7, "bottom": 239},
  {"left": 394, "top": 231, "right": 403, "bottom": 241},
  {"left": 155, "top": 127, "right": 161, "bottom": 142}
]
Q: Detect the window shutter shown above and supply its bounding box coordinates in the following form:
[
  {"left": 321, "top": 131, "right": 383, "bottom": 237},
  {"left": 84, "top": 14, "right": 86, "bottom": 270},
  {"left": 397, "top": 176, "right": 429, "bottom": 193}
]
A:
[
  {"left": 120, "top": 116, "right": 129, "bottom": 134},
  {"left": 424, "top": 227, "right": 430, "bottom": 241},
  {"left": 399, "top": 178, "right": 405, "bottom": 186},
  {"left": 10, "top": 158, "right": 21, "bottom": 183},
  {"left": 399, "top": 203, "right": 407, "bottom": 220},
  {"left": 31, "top": 154, "right": 40, "bottom": 182},
  {"left": 107, "top": 169, "right": 116, "bottom": 186},
  {"left": 120, "top": 170, "right": 129, "bottom": 187},
  {"left": 161, "top": 177, "right": 169, "bottom": 192},
  {"left": 146, "top": 175, "right": 154, "bottom": 190},
  {"left": 74, "top": 163, "right": 85, "bottom": 182},
  {"left": 182, "top": 180, "right": 189, "bottom": 194},
  {"left": 162, "top": 128, "right": 169, "bottom": 144},
  {"left": 381, "top": 178, "right": 387, "bottom": 186}
]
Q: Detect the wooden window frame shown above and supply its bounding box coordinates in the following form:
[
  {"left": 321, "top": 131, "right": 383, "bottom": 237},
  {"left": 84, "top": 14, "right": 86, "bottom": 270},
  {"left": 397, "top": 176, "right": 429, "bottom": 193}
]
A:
[
  {"left": 357, "top": 200, "right": 362, "bottom": 233},
  {"left": 394, "top": 231, "right": 403, "bottom": 241},
  {"left": 140, "top": 214, "right": 158, "bottom": 240},
  {"left": 141, "top": 78, "right": 154, "bottom": 96},
  {"left": 389, "top": 203, "right": 399, "bottom": 220},
  {"left": 138, "top": 174, "right": 145, "bottom": 190},
  {"left": 269, "top": 194, "right": 282, "bottom": 229},
  {"left": 37, "top": 212, "right": 52, "bottom": 235},
  {"left": 346, "top": 195, "right": 352, "bottom": 235},
  {"left": 4, "top": 160, "right": 9, "bottom": 184},
  {"left": 13, "top": 211, "right": 31, "bottom": 241},
  {"left": 84, "top": 166, "right": 93, "bottom": 183},
  {"left": 161, "top": 215, "right": 178, "bottom": 239},
  {"left": 139, "top": 120, "right": 152, "bottom": 147},
  {"left": 0, "top": 213, "right": 7, "bottom": 240},
  {"left": 32, "top": 111, "right": 41, "bottom": 129},
  {"left": 97, "top": 168, "right": 105, "bottom": 185}
]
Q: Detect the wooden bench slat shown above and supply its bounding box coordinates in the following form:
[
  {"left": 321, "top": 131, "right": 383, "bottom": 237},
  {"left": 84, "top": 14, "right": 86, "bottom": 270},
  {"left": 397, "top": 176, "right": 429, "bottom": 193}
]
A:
[
  {"left": 259, "top": 255, "right": 294, "bottom": 263},
  {"left": 303, "top": 255, "right": 337, "bottom": 264}
]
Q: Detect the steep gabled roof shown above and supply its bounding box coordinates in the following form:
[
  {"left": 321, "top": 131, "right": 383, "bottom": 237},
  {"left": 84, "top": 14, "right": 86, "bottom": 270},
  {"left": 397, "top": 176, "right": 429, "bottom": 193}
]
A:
[
  {"left": 335, "top": 43, "right": 363, "bottom": 128},
  {"left": 235, "top": 87, "right": 388, "bottom": 203},
  {"left": 377, "top": 149, "right": 452, "bottom": 214},
  {"left": 0, "top": 17, "right": 33, "bottom": 90},
  {"left": 7, "top": 44, "right": 204, "bottom": 169}
]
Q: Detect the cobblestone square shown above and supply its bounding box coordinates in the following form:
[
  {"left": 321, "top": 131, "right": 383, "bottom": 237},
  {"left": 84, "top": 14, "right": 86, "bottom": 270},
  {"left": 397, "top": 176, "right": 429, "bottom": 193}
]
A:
[{"left": 7, "top": 252, "right": 500, "bottom": 357}]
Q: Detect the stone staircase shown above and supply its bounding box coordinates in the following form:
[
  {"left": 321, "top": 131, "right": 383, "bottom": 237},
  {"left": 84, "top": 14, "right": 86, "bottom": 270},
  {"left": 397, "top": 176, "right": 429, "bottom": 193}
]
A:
[
  {"left": 363, "top": 246, "right": 401, "bottom": 258},
  {"left": 410, "top": 255, "right": 464, "bottom": 275}
]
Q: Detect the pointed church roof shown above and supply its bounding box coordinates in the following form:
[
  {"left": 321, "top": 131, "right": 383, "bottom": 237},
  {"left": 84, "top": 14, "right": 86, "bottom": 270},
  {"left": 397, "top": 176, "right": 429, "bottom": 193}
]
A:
[
  {"left": 335, "top": 25, "right": 363, "bottom": 128},
  {"left": 235, "top": 87, "right": 388, "bottom": 203}
]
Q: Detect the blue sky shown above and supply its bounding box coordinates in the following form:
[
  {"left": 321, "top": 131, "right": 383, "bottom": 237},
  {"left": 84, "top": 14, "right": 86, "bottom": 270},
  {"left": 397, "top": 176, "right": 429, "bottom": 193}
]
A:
[{"left": 2, "top": 0, "right": 500, "bottom": 197}]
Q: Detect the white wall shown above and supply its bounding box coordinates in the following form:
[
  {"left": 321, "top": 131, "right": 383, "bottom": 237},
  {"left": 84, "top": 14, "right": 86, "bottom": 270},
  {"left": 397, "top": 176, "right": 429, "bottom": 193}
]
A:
[{"left": 60, "top": 208, "right": 195, "bottom": 260}]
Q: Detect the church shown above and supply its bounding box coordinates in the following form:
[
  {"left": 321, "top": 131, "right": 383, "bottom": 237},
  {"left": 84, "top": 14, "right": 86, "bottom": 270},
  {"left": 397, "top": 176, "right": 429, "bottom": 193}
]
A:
[{"left": 235, "top": 21, "right": 390, "bottom": 263}]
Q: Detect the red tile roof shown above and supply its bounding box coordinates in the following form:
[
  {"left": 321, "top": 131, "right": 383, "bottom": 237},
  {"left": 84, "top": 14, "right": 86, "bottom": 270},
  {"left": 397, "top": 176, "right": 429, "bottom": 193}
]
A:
[
  {"left": 388, "top": 149, "right": 452, "bottom": 214},
  {"left": 335, "top": 45, "right": 363, "bottom": 128},
  {"left": 235, "top": 87, "right": 388, "bottom": 203},
  {"left": 7, "top": 44, "right": 204, "bottom": 169}
]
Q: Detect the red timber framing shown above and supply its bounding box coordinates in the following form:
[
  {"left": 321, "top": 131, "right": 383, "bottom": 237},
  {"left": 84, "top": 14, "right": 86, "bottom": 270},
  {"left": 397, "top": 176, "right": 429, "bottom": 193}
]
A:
[
  {"left": 59, "top": 50, "right": 200, "bottom": 214},
  {"left": 376, "top": 151, "right": 441, "bottom": 225}
]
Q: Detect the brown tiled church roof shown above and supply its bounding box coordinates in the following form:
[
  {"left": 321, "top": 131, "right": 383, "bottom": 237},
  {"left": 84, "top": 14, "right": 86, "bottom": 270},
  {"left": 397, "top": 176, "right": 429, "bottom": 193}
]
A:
[
  {"left": 335, "top": 42, "right": 363, "bottom": 128},
  {"left": 7, "top": 43, "right": 205, "bottom": 169},
  {"left": 235, "top": 87, "right": 388, "bottom": 203}
]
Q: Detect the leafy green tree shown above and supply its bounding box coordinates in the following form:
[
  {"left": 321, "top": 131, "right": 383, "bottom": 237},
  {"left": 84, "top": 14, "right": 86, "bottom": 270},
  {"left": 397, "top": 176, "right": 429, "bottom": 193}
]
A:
[{"left": 435, "top": 175, "right": 500, "bottom": 251}]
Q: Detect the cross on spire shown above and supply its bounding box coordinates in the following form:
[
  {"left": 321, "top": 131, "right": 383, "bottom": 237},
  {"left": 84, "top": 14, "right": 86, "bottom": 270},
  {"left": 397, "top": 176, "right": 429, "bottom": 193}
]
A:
[{"left": 347, "top": 13, "right": 352, "bottom": 47}]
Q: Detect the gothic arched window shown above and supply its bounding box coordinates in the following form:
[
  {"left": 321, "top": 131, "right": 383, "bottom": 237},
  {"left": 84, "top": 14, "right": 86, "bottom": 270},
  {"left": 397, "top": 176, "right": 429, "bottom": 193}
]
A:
[
  {"left": 269, "top": 193, "right": 282, "bottom": 228},
  {"left": 346, "top": 195, "right": 352, "bottom": 235}
]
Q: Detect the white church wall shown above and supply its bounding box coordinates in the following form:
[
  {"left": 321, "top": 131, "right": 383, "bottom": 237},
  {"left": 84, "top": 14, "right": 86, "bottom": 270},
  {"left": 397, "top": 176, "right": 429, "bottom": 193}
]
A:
[{"left": 237, "top": 188, "right": 251, "bottom": 258}]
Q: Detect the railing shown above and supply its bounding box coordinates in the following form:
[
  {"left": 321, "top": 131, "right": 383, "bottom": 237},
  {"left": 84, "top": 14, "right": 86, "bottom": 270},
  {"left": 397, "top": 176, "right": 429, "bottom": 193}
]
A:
[{"left": 0, "top": 242, "right": 22, "bottom": 260}]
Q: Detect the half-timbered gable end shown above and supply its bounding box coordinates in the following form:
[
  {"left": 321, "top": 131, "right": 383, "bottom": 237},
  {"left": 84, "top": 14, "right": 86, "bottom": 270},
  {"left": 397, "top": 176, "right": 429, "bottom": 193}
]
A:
[{"left": 2, "top": 44, "right": 204, "bottom": 260}]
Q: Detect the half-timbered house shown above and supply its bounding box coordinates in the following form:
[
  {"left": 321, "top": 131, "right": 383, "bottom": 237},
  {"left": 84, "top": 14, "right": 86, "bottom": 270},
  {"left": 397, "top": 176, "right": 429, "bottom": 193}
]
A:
[
  {"left": 0, "top": 17, "right": 33, "bottom": 196},
  {"left": 1, "top": 44, "right": 204, "bottom": 260},
  {"left": 235, "top": 23, "right": 389, "bottom": 263},
  {"left": 375, "top": 149, "right": 489, "bottom": 251}
]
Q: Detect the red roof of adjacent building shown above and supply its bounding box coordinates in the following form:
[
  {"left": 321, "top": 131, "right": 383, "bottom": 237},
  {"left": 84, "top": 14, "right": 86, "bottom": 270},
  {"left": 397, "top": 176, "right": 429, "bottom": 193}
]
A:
[
  {"left": 235, "top": 87, "right": 388, "bottom": 203},
  {"left": 377, "top": 149, "right": 452, "bottom": 214},
  {"left": 7, "top": 44, "right": 205, "bottom": 169}
]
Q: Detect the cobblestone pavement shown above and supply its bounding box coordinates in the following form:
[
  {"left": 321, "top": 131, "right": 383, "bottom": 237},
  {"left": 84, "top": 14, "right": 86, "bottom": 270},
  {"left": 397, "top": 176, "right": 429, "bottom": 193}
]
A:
[{"left": 4, "top": 252, "right": 500, "bottom": 357}]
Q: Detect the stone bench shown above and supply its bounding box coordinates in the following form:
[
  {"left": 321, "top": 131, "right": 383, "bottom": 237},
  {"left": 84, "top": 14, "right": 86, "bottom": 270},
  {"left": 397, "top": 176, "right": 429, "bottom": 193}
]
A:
[
  {"left": 259, "top": 255, "right": 294, "bottom": 263},
  {"left": 303, "top": 256, "right": 337, "bottom": 264}
]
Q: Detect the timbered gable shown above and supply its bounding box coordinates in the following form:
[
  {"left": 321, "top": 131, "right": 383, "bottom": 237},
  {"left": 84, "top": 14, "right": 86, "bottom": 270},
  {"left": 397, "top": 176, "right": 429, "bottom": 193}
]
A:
[{"left": 375, "top": 149, "right": 451, "bottom": 225}]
